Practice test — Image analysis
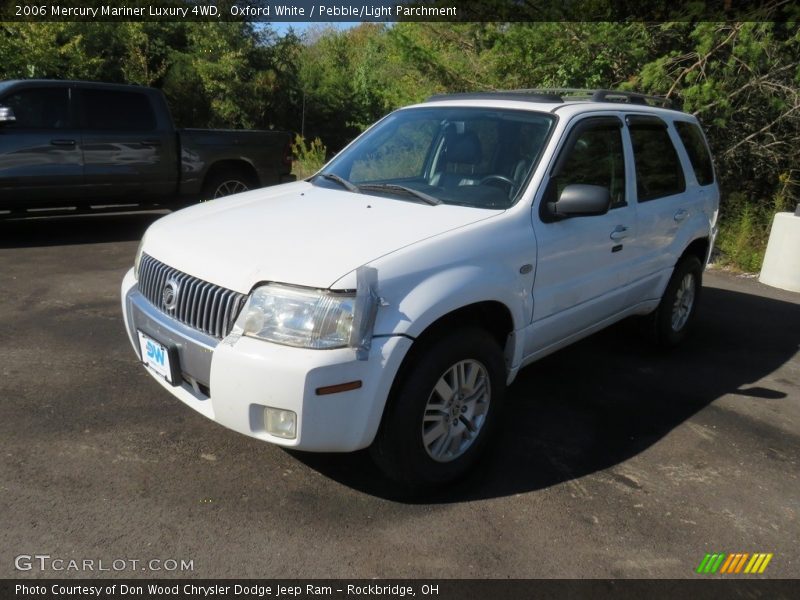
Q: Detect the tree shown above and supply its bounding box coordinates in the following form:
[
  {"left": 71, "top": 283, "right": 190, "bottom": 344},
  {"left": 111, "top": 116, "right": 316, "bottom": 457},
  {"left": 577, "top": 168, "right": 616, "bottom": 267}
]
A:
[{"left": 637, "top": 21, "right": 799, "bottom": 208}]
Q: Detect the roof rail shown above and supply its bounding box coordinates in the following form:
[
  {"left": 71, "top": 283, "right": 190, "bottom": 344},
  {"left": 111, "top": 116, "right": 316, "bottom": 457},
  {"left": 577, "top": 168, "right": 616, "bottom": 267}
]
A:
[
  {"left": 590, "top": 89, "right": 673, "bottom": 108},
  {"left": 425, "top": 88, "right": 674, "bottom": 109},
  {"left": 516, "top": 88, "right": 673, "bottom": 108},
  {"left": 425, "top": 91, "right": 564, "bottom": 103}
]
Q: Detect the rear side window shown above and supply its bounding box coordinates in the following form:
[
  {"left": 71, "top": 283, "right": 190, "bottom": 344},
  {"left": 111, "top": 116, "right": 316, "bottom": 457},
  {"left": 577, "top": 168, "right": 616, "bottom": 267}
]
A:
[
  {"left": 2, "top": 88, "right": 70, "bottom": 129},
  {"left": 81, "top": 89, "right": 156, "bottom": 131},
  {"left": 675, "top": 121, "right": 715, "bottom": 185},
  {"left": 629, "top": 121, "right": 686, "bottom": 202}
]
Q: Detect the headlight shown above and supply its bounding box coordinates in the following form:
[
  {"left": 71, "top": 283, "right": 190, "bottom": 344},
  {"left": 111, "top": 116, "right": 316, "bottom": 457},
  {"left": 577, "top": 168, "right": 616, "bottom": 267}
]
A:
[
  {"left": 235, "top": 284, "right": 355, "bottom": 349},
  {"left": 133, "top": 236, "right": 146, "bottom": 280}
]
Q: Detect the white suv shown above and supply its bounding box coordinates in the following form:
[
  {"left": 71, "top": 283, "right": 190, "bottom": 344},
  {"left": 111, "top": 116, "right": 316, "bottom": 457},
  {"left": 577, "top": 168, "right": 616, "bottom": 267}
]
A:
[{"left": 122, "top": 89, "right": 719, "bottom": 485}]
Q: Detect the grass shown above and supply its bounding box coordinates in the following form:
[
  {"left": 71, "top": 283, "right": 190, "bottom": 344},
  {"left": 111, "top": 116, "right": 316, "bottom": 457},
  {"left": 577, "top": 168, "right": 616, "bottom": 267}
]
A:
[{"left": 715, "top": 190, "right": 794, "bottom": 273}]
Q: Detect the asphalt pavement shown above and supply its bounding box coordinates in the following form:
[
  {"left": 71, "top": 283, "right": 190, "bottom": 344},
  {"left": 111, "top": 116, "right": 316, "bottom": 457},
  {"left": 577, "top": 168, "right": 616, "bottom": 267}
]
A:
[{"left": 0, "top": 212, "right": 798, "bottom": 578}]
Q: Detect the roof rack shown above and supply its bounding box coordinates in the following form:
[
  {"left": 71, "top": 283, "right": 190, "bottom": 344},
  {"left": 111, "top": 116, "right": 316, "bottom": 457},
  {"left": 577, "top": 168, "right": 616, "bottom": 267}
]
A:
[
  {"left": 585, "top": 89, "right": 673, "bottom": 108},
  {"left": 425, "top": 91, "right": 563, "bottom": 103},
  {"left": 425, "top": 88, "right": 674, "bottom": 109}
]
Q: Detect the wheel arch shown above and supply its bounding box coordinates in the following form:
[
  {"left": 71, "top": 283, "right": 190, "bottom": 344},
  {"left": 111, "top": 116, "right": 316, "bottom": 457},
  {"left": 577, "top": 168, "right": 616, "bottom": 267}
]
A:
[
  {"left": 385, "top": 300, "right": 516, "bottom": 412},
  {"left": 680, "top": 236, "right": 711, "bottom": 267},
  {"left": 411, "top": 300, "right": 515, "bottom": 351},
  {"left": 202, "top": 159, "right": 260, "bottom": 190}
]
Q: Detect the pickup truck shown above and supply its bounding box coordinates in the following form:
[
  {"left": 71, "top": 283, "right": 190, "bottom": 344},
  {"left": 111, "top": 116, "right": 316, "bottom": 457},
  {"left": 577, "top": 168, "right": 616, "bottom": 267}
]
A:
[
  {"left": 0, "top": 80, "right": 294, "bottom": 212},
  {"left": 121, "top": 89, "right": 719, "bottom": 486}
]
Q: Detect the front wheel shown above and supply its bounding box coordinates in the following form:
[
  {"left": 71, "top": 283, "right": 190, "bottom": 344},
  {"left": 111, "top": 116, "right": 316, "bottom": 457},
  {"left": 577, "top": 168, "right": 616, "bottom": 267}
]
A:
[
  {"left": 651, "top": 255, "right": 703, "bottom": 347},
  {"left": 370, "top": 328, "right": 506, "bottom": 486}
]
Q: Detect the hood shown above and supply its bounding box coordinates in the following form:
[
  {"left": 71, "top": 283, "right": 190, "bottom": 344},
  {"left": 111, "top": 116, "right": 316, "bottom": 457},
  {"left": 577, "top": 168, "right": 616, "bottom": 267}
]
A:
[{"left": 142, "top": 181, "right": 499, "bottom": 293}]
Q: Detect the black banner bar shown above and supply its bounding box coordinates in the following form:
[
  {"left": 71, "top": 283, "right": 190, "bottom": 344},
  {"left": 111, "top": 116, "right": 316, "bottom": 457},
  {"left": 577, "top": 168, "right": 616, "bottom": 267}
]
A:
[
  {"left": 2, "top": 580, "right": 799, "bottom": 600},
  {"left": 1, "top": 0, "right": 799, "bottom": 22}
]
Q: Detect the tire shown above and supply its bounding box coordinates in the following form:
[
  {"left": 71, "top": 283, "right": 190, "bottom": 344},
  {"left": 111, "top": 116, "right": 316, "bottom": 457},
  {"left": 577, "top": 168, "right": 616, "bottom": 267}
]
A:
[
  {"left": 651, "top": 255, "right": 703, "bottom": 347},
  {"left": 201, "top": 168, "right": 257, "bottom": 200},
  {"left": 370, "top": 327, "right": 506, "bottom": 486}
]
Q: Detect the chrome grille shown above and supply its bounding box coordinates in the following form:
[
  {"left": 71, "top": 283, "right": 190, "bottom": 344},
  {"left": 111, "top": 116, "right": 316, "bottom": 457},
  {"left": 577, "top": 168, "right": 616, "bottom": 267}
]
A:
[{"left": 137, "top": 253, "right": 246, "bottom": 339}]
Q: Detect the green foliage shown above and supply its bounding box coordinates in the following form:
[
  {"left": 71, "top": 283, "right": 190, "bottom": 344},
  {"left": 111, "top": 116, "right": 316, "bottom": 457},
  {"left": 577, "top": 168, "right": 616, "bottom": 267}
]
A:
[
  {"left": 643, "top": 22, "right": 797, "bottom": 193},
  {"left": 716, "top": 194, "right": 770, "bottom": 272},
  {"left": 291, "top": 134, "right": 327, "bottom": 179},
  {"left": 297, "top": 23, "right": 417, "bottom": 151},
  {"left": 716, "top": 176, "right": 796, "bottom": 272}
]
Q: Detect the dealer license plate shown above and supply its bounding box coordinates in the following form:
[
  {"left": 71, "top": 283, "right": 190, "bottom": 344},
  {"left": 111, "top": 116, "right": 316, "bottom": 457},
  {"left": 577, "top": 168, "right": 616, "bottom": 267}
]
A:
[{"left": 137, "top": 330, "right": 175, "bottom": 383}]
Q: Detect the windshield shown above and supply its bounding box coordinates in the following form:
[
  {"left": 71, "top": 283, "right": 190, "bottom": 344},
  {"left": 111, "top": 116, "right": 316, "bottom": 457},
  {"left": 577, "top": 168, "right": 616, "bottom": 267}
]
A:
[{"left": 314, "top": 106, "right": 555, "bottom": 209}]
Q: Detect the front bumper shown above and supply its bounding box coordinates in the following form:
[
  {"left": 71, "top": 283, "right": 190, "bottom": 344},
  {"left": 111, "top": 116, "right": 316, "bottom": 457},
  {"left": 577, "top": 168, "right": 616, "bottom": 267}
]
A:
[{"left": 121, "top": 268, "right": 411, "bottom": 451}]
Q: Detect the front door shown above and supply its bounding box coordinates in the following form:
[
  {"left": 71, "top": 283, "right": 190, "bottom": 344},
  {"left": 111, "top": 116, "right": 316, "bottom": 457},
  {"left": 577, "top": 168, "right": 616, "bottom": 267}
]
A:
[
  {"left": 525, "top": 114, "right": 638, "bottom": 356},
  {"left": 0, "top": 85, "right": 84, "bottom": 207}
]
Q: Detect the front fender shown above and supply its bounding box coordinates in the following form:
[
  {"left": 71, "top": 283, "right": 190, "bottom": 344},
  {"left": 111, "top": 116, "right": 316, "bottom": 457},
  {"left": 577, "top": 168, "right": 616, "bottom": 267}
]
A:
[{"left": 378, "top": 264, "right": 527, "bottom": 338}]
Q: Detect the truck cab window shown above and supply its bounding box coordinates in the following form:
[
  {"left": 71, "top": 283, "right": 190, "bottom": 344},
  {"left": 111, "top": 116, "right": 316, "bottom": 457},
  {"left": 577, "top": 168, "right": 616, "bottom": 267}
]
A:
[
  {"left": 2, "top": 88, "right": 70, "bottom": 129},
  {"left": 81, "top": 89, "right": 156, "bottom": 131}
]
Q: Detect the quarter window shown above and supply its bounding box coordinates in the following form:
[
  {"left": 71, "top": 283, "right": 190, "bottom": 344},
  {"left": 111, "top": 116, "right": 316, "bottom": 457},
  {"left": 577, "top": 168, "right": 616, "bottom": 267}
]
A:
[
  {"left": 675, "top": 121, "right": 715, "bottom": 186},
  {"left": 629, "top": 122, "right": 686, "bottom": 202},
  {"left": 81, "top": 89, "right": 156, "bottom": 131}
]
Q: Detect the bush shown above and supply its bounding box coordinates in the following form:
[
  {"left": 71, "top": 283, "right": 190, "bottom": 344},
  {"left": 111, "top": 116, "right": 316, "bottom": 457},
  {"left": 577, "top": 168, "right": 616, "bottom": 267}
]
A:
[
  {"left": 715, "top": 188, "right": 794, "bottom": 273},
  {"left": 291, "top": 134, "right": 327, "bottom": 179}
]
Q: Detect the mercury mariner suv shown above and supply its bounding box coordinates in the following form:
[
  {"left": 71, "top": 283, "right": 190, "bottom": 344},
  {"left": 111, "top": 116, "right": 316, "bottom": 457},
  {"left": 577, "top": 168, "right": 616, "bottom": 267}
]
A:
[{"left": 122, "top": 89, "right": 720, "bottom": 485}]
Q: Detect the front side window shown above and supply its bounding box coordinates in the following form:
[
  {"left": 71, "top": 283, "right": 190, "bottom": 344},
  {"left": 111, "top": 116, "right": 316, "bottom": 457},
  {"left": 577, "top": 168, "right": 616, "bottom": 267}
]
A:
[
  {"left": 629, "top": 121, "right": 686, "bottom": 202},
  {"left": 318, "top": 107, "right": 556, "bottom": 209},
  {"left": 550, "top": 123, "right": 626, "bottom": 208},
  {"left": 1, "top": 88, "right": 70, "bottom": 129},
  {"left": 81, "top": 89, "right": 156, "bottom": 131}
]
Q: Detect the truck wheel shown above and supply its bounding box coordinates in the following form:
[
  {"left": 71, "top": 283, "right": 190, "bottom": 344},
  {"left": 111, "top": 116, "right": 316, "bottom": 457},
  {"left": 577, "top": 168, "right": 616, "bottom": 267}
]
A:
[
  {"left": 202, "top": 168, "right": 257, "bottom": 200},
  {"left": 370, "top": 327, "right": 506, "bottom": 486},
  {"left": 651, "top": 255, "right": 703, "bottom": 347}
]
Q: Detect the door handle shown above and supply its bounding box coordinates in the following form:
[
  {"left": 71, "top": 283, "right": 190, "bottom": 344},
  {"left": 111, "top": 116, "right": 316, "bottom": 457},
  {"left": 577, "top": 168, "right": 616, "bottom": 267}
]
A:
[
  {"left": 674, "top": 209, "right": 689, "bottom": 222},
  {"left": 50, "top": 139, "right": 76, "bottom": 147},
  {"left": 610, "top": 226, "right": 628, "bottom": 241},
  {"left": 141, "top": 139, "right": 162, "bottom": 147}
]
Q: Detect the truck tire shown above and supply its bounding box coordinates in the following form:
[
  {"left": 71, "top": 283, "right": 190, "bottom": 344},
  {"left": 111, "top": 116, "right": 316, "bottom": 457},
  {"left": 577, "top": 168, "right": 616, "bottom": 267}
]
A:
[
  {"left": 202, "top": 167, "right": 257, "bottom": 200},
  {"left": 370, "top": 327, "right": 506, "bottom": 487},
  {"left": 651, "top": 255, "right": 703, "bottom": 347}
]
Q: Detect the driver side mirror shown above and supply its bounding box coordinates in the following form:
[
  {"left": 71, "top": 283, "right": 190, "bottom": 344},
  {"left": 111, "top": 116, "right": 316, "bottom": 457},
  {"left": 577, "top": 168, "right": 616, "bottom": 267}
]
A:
[
  {"left": 546, "top": 184, "right": 611, "bottom": 219},
  {"left": 0, "top": 106, "right": 16, "bottom": 125}
]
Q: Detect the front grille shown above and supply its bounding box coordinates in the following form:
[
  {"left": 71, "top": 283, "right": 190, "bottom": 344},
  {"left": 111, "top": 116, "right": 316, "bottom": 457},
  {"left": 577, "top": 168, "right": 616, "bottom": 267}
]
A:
[{"left": 137, "top": 253, "right": 246, "bottom": 339}]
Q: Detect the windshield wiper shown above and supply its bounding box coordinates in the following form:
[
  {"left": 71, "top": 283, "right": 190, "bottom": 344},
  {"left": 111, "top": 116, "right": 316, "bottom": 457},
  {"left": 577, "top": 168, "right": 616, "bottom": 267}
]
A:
[
  {"left": 318, "top": 172, "right": 361, "bottom": 193},
  {"left": 359, "top": 183, "right": 442, "bottom": 206}
]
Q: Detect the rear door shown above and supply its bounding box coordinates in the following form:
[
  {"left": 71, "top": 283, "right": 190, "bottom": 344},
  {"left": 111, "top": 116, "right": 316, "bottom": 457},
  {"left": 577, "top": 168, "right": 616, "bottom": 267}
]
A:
[
  {"left": 526, "top": 114, "right": 639, "bottom": 355},
  {"left": 623, "top": 114, "right": 692, "bottom": 300},
  {"left": 77, "top": 86, "right": 176, "bottom": 201},
  {"left": 0, "top": 84, "right": 84, "bottom": 206}
]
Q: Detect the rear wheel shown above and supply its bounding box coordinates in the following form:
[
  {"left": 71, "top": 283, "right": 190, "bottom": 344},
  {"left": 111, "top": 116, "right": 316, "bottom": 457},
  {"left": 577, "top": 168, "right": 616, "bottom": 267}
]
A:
[
  {"left": 370, "top": 327, "right": 506, "bottom": 486},
  {"left": 202, "top": 167, "right": 257, "bottom": 200},
  {"left": 651, "top": 255, "right": 703, "bottom": 347}
]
